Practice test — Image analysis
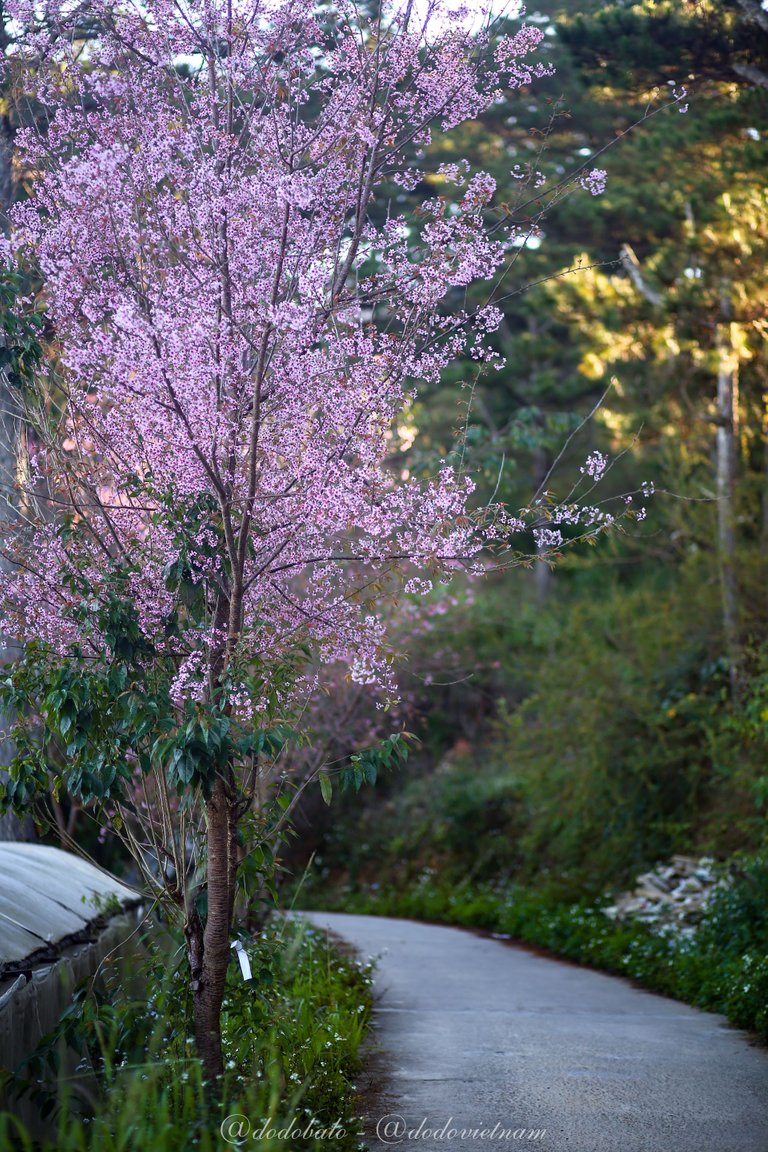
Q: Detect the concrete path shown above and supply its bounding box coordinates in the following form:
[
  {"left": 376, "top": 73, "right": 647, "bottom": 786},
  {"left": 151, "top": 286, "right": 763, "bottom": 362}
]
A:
[{"left": 304, "top": 912, "right": 768, "bottom": 1152}]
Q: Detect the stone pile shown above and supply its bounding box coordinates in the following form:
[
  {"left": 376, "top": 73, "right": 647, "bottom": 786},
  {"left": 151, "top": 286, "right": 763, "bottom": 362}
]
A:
[{"left": 604, "top": 855, "right": 725, "bottom": 936}]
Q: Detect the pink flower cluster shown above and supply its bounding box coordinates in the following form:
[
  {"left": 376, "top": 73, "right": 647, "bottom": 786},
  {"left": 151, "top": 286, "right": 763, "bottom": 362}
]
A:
[
  {"left": 3, "top": 0, "right": 552, "bottom": 708},
  {"left": 579, "top": 168, "right": 608, "bottom": 196},
  {"left": 580, "top": 451, "right": 609, "bottom": 481}
]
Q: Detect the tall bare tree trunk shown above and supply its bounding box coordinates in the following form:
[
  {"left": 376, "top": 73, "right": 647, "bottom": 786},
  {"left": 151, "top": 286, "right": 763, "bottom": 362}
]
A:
[
  {"left": 715, "top": 285, "right": 741, "bottom": 698},
  {"left": 761, "top": 394, "right": 768, "bottom": 552},
  {"left": 0, "top": 15, "right": 33, "bottom": 841},
  {"left": 191, "top": 773, "right": 236, "bottom": 1086}
]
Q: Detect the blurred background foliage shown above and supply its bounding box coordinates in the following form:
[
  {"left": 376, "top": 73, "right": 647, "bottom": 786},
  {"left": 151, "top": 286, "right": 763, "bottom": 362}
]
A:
[{"left": 287, "top": 0, "right": 768, "bottom": 901}]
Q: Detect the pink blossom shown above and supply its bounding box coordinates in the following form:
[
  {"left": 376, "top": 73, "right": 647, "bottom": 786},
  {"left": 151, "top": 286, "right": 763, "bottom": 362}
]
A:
[
  {"left": 2, "top": 0, "right": 553, "bottom": 709},
  {"left": 580, "top": 168, "right": 608, "bottom": 196},
  {"left": 580, "top": 451, "right": 609, "bottom": 481}
]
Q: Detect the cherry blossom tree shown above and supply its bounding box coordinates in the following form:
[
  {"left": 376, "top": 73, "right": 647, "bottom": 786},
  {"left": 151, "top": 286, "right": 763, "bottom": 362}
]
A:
[{"left": 0, "top": 0, "right": 632, "bottom": 1080}]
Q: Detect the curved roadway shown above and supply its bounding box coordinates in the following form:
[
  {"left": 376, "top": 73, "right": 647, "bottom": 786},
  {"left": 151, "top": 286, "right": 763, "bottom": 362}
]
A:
[{"left": 304, "top": 912, "right": 768, "bottom": 1152}]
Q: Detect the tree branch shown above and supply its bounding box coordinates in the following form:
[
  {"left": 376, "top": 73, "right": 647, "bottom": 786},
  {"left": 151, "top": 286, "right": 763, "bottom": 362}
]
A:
[
  {"left": 735, "top": 0, "right": 768, "bottom": 34},
  {"left": 620, "top": 243, "right": 665, "bottom": 307},
  {"left": 732, "top": 62, "right": 768, "bottom": 90}
]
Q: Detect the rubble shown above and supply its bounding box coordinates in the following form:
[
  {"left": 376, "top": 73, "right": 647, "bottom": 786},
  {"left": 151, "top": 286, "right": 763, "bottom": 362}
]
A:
[{"left": 603, "top": 855, "right": 726, "bottom": 936}]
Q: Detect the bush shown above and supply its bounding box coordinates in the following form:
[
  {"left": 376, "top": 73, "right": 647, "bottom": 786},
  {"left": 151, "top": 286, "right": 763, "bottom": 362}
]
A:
[{"left": 308, "top": 569, "right": 768, "bottom": 902}]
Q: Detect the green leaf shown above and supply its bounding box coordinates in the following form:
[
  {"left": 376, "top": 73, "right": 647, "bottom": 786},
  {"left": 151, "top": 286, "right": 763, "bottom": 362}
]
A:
[{"left": 319, "top": 773, "right": 333, "bottom": 805}]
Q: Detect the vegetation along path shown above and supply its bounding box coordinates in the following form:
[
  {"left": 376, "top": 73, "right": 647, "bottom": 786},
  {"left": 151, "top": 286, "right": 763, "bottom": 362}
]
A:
[{"left": 304, "top": 913, "right": 768, "bottom": 1152}]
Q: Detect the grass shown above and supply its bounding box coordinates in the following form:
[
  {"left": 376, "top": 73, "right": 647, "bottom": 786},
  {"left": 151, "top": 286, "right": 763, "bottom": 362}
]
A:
[{"left": 0, "top": 916, "right": 373, "bottom": 1152}]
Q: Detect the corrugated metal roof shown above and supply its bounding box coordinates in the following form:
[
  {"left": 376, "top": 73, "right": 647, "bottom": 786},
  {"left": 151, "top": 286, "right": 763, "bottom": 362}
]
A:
[{"left": 0, "top": 844, "right": 139, "bottom": 969}]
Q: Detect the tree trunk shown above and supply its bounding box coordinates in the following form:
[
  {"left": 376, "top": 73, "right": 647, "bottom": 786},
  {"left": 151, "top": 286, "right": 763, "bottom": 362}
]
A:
[
  {"left": 715, "top": 286, "right": 741, "bottom": 698},
  {"left": 191, "top": 773, "right": 235, "bottom": 1086},
  {"left": 0, "top": 28, "right": 33, "bottom": 842},
  {"left": 0, "top": 344, "right": 31, "bottom": 841},
  {"left": 761, "top": 396, "right": 768, "bottom": 552}
]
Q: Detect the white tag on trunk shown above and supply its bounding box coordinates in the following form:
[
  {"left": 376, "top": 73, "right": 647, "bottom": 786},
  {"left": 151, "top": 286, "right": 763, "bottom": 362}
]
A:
[{"left": 230, "top": 939, "right": 253, "bottom": 981}]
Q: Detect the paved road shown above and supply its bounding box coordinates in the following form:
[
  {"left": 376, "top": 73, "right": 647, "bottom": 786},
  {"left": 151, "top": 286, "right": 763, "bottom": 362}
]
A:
[{"left": 303, "top": 912, "right": 768, "bottom": 1152}]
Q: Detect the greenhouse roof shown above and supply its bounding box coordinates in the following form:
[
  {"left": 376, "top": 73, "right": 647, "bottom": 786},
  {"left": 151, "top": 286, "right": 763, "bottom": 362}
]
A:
[{"left": 0, "top": 843, "right": 139, "bottom": 972}]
